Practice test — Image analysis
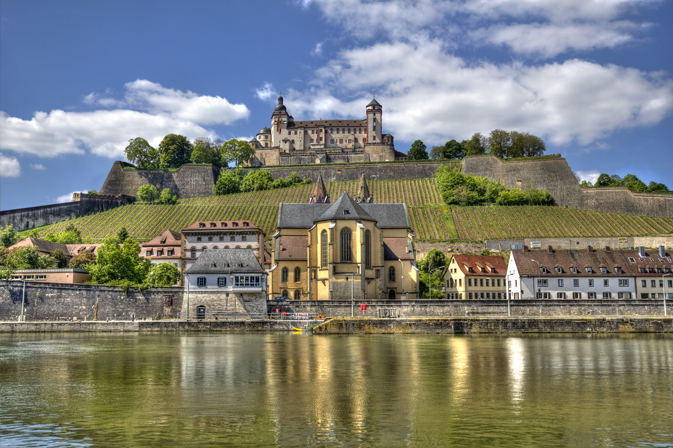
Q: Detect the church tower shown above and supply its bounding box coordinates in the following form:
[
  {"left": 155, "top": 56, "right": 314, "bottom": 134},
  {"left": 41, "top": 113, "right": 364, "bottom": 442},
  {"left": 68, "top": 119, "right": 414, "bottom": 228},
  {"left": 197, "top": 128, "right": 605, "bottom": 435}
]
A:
[
  {"left": 271, "top": 95, "right": 289, "bottom": 146},
  {"left": 366, "top": 95, "right": 382, "bottom": 144}
]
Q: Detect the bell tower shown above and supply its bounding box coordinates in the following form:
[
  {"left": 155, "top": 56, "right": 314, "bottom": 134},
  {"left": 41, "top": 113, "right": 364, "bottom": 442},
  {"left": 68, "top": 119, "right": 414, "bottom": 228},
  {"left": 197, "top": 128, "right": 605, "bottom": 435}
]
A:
[
  {"left": 366, "top": 95, "right": 382, "bottom": 144},
  {"left": 271, "top": 95, "right": 289, "bottom": 146}
]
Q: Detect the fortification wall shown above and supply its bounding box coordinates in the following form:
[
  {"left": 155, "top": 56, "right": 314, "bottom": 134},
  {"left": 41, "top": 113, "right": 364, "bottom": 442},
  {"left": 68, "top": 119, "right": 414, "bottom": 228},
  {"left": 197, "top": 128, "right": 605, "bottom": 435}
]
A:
[
  {"left": 0, "top": 195, "right": 126, "bottom": 230},
  {"left": 580, "top": 187, "right": 672, "bottom": 217},
  {"left": 99, "top": 161, "right": 219, "bottom": 199},
  {"left": 0, "top": 282, "right": 183, "bottom": 322},
  {"left": 486, "top": 236, "right": 673, "bottom": 252}
]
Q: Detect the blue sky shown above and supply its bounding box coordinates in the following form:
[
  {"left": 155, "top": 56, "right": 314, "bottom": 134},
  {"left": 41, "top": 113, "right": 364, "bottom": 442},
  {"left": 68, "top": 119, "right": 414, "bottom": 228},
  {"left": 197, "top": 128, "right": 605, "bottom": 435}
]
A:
[{"left": 1, "top": 0, "right": 672, "bottom": 210}]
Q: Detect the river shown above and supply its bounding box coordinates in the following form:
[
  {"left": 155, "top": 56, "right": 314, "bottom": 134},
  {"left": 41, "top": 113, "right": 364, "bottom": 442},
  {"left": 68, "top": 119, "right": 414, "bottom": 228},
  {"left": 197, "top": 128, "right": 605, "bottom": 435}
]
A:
[{"left": 1, "top": 333, "right": 671, "bottom": 447}]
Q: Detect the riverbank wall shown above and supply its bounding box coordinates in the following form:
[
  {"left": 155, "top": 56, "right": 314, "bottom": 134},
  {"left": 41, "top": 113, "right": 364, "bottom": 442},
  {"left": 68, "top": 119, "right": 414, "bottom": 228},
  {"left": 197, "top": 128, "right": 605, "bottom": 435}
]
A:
[
  {"left": 0, "top": 320, "right": 321, "bottom": 333},
  {"left": 312, "top": 317, "right": 673, "bottom": 334}
]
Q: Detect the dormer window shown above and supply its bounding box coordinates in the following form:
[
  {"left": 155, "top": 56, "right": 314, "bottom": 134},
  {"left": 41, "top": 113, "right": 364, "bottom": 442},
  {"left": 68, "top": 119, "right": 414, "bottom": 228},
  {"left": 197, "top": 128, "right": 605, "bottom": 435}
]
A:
[
  {"left": 210, "top": 223, "right": 216, "bottom": 228},
  {"left": 615, "top": 267, "right": 623, "bottom": 274},
  {"left": 600, "top": 267, "right": 608, "bottom": 274},
  {"left": 199, "top": 223, "right": 205, "bottom": 228},
  {"left": 221, "top": 223, "right": 228, "bottom": 227},
  {"left": 628, "top": 257, "right": 636, "bottom": 263},
  {"left": 666, "top": 268, "right": 672, "bottom": 273},
  {"left": 639, "top": 268, "right": 646, "bottom": 273},
  {"left": 160, "top": 238, "right": 167, "bottom": 244},
  {"left": 570, "top": 267, "right": 578, "bottom": 274},
  {"left": 586, "top": 267, "right": 594, "bottom": 274},
  {"left": 555, "top": 267, "right": 563, "bottom": 274},
  {"left": 210, "top": 263, "right": 217, "bottom": 268},
  {"left": 540, "top": 267, "right": 548, "bottom": 274},
  {"left": 243, "top": 222, "right": 249, "bottom": 227},
  {"left": 343, "top": 210, "right": 350, "bottom": 215},
  {"left": 237, "top": 263, "right": 243, "bottom": 267},
  {"left": 232, "top": 222, "right": 239, "bottom": 227}
]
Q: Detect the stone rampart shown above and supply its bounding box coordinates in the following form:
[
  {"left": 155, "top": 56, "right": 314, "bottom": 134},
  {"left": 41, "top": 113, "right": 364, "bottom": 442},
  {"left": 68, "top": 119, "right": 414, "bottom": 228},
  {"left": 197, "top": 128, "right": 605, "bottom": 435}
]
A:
[
  {"left": 99, "top": 161, "right": 220, "bottom": 199},
  {"left": 0, "top": 282, "right": 183, "bottom": 322},
  {"left": 486, "top": 236, "right": 673, "bottom": 251},
  {"left": 0, "top": 195, "right": 127, "bottom": 230}
]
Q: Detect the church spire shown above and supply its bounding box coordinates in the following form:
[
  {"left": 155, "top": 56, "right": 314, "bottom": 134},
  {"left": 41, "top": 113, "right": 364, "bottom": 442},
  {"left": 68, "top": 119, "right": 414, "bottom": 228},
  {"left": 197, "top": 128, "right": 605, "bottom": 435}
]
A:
[
  {"left": 309, "top": 173, "right": 330, "bottom": 203},
  {"left": 356, "top": 174, "right": 372, "bottom": 203}
]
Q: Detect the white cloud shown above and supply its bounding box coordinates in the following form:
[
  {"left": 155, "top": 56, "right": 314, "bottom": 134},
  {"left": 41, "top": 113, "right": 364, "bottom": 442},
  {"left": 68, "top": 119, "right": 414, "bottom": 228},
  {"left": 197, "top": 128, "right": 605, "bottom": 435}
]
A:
[
  {"left": 30, "top": 163, "right": 46, "bottom": 170},
  {"left": 56, "top": 191, "right": 83, "bottom": 203},
  {"left": 285, "top": 38, "right": 673, "bottom": 146},
  {"left": 255, "top": 82, "right": 276, "bottom": 101},
  {"left": 0, "top": 153, "right": 21, "bottom": 178},
  {"left": 576, "top": 170, "right": 601, "bottom": 184},
  {"left": 312, "top": 42, "right": 324, "bottom": 56},
  {"left": 0, "top": 80, "right": 250, "bottom": 159}
]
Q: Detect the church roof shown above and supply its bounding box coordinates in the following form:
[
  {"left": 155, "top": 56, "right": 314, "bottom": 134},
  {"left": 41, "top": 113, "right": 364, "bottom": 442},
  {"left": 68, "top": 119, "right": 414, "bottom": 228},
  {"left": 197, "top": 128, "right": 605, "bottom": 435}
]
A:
[
  {"left": 357, "top": 174, "right": 371, "bottom": 201},
  {"left": 314, "top": 192, "right": 376, "bottom": 222},
  {"left": 277, "top": 201, "right": 409, "bottom": 229},
  {"left": 367, "top": 98, "right": 381, "bottom": 107}
]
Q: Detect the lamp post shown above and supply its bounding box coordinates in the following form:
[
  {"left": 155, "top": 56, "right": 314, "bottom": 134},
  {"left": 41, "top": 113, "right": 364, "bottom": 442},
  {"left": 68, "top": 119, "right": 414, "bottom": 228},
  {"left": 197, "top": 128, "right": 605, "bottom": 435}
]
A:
[
  {"left": 343, "top": 273, "right": 358, "bottom": 317},
  {"left": 663, "top": 273, "right": 671, "bottom": 317},
  {"left": 531, "top": 259, "right": 540, "bottom": 300},
  {"left": 185, "top": 273, "right": 190, "bottom": 320},
  {"left": 20, "top": 277, "right": 26, "bottom": 322},
  {"left": 506, "top": 270, "right": 511, "bottom": 317},
  {"left": 428, "top": 266, "right": 445, "bottom": 300}
]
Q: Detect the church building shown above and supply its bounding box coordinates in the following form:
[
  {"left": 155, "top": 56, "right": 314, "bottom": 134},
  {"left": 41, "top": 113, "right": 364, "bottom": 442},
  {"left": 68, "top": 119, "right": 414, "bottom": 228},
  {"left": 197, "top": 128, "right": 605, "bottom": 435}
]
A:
[
  {"left": 249, "top": 95, "right": 406, "bottom": 166},
  {"left": 268, "top": 177, "right": 419, "bottom": 300}
]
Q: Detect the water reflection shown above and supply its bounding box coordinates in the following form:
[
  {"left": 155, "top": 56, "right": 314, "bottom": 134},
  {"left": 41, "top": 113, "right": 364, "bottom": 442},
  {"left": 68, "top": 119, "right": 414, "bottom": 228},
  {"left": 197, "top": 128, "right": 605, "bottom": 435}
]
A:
[{"left": 1, "top": 333, "right": 672, "bottom": 447}]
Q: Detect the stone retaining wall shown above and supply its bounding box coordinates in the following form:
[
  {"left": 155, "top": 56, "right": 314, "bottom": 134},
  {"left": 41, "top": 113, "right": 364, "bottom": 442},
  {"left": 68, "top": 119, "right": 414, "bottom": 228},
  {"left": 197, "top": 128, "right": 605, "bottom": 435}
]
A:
[{"left": 486, "top": 236, "right": 673, "bottom": 252}]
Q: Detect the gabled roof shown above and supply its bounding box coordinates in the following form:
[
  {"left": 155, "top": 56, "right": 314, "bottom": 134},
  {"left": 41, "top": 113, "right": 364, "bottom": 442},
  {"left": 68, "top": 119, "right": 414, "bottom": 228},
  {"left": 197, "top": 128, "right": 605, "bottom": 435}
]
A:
[
  {"left": 277, "top": 202, "right": 409, "bottom": 229},
  {"left": 314, "top": 192, "right": 376, "bottom": 223},
  {"left": 141, "top": 229, "right": 181, "bottom": 247},
  {"left": 450, "top": 254, "right": 507, "bottom": 276},
  {"left": 9, "top": 238, "right": 68, "bottom": 254},
  {"left": 367, "top": 98, "right": 382, "bottom": 107},
  {"left": 185, "top": 249, "right": 264, "bottom": 275},
  {"left": 383, "top": 238, "right": 412, "bottom": 260},
  {"left": 511, "top": 248, "right": 638, "bottom": 277}
]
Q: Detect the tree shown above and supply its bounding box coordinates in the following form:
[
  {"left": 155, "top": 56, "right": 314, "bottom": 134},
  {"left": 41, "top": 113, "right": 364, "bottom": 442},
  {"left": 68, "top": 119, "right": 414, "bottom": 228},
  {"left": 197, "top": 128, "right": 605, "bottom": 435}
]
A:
[
  {"left": 647, "top": 181, "right": 670, "bottom": 193},
  {"left": 288, "top": 172, "right": 302, "bottom": 185},
  {"left": 145, "top": 263, "right": 181, "bottom": 287},
  {"left": 240, "top": 170, "right": 273, "bottom": 192},
  {"left": 159, "top": 188, "right": 177, "bottom": 205},
  {"left": 510, "top": 132, "right": 546, "bottom": 157},
  {"left": 213, "top": 169, "right": 241, "bottom": 195},
  {"left": 5, "top": 246, "right": 54, "bottom": 270},
  {"left": 622, "top": 174, "right": 648, "bottom": 193},
  {"left": 430, "top": 145, "right": 445, "bottom": 160},
  {"left": 87, "top": 190, "right": 98, "bottom": 195},
  {"left": 44, "top": 223, "right": 82, "bottom": 244},
  {"left": 158, "top": 134, "right": 193, "bottom": 169},
  {"left": 88, "top": 237, "right": 150, "bottom": 286},
  {"left": 420, "top": 248, "right": 447, "bottom": 273},
  {"left": 407, "top": 140, "right": 428, "bottom": 160},
  {"left": 138, "top": 184, "right": 159, "bottom": 203},
  {"left": 124, "top": 137, "right": 160, "bottom": 169},
  {"left": 69, "top": 250, "right": 96, "bottom": 269},
  {"left": 0, "top": 225, "right": 19, "bottom": 247},
  {"left": 594, "top": 173, "right": 621, "bottom": 187},
  {"left": 190, "top": 137, "right": 221, "bottom": 165},
  {"left": 116, "top": 227, "right": 129, "bottom": 243},
  {"left": 220, "top": 139, "right": 255, "bottom": 167},
  {"left": 444, "top": 140, "right": 466, "bottom": 159},
  {"left": 487, "top": 129, "right": 512, "bottom": 158},
  {"left": 52, "top": 249, "right": 69, "bottom": 268},
  {"left": 465, "top": 133, "right": 487, "bottom": 155}
]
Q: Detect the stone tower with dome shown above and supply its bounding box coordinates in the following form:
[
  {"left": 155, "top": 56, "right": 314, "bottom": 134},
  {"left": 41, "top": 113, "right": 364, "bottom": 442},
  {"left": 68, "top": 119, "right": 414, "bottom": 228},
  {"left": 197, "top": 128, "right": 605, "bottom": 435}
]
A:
[{"left": 248, "top": 95, "right": 404, "bottom": 166}]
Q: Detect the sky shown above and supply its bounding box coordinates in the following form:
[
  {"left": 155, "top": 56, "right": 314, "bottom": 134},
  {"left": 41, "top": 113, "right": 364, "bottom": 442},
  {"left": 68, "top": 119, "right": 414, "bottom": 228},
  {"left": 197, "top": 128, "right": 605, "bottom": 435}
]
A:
[{"left": 1, "top": 0, "right": 672, "bottom": 210}]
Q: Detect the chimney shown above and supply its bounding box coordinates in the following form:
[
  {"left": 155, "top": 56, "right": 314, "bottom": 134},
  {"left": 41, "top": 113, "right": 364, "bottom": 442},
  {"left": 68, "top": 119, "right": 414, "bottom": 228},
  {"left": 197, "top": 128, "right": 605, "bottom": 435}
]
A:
[
  {"left": 605, "top": 246, "right": 611, "bottom": 252},
  {"left": 638, "top": 246, "right": 646, "bottom": 258},
  {"left": 547, "top": 245, "right": 553, "bottom": 254},
  {"left": 587, "top": 245, "right": 594, "bottom": 253},
  {"left": 523, "top": 245, "right": 529, "bottom": 253},
  {"left": 659, "top": 246, "right": 666, "bottom": 258}
]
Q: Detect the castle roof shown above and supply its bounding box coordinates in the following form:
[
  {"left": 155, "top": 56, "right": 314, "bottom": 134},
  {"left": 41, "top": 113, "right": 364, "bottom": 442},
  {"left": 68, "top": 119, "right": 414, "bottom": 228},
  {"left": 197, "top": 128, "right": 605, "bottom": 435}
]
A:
[
  {"left": 288, "top": 119, "right": 366, "bottom": 129},
  {"left": 367, "top": 98, "right": 381, "bottom": 107},
  {"left": 258, "top": 127, "right": 271, "bottom": 134},
  {"left": 314, "top": 192, "right": 376, "bottom": 222}
]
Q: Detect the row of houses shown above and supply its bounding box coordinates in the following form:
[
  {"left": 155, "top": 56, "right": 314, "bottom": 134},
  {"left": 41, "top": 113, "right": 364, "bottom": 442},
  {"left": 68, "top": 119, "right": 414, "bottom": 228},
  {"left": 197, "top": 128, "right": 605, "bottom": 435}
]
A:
[{"left": 444, "top": 246, "right": 673, "bottom": 300}]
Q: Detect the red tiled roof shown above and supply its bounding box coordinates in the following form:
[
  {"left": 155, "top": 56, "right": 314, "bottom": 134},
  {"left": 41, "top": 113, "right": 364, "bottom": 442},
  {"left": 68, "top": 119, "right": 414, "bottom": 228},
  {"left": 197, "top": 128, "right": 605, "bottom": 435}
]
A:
[
  {"left": 278, "top": 236, "right": 307, "bottom": 260},
  {"left": 451, "top": 254, "right": 507, "bottom": 276},
  {"left": 141, "top": 229, "right": 182, "bottom": 247},
  {"left": 383, "top": 238, "right": 412, "bottom": 260},
  {"left": 65, "top": 244, "right": 103, "bottom": 256}
]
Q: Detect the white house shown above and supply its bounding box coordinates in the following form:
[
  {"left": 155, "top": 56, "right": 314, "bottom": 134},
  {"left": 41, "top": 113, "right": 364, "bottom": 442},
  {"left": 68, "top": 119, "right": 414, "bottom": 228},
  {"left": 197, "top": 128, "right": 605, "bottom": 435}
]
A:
[{"left": 507, "top": 246, "right": 637, "bottom": 300}]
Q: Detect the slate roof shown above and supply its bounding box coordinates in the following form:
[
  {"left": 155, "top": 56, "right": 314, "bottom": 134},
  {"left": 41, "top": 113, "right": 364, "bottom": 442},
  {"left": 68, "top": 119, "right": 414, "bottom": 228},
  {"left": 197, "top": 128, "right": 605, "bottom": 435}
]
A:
[
  {"left": 314, "top": 192, "right": 376, "bottom": 222},
  {"left": 288, "top": 119, "right": 366, "bottom": 129},
  {"left": 511, "top": 248, "right": 640, "bottom": 277},
  {"left": 451, "top": 254, "right": 507, "bottom": 276},
  {"left": 367, "top": 98, "right": 382, "bottom": 107},
  {"left": 277, "top": 236, "right": 308, "bottom": 261},
  {"left": 185, "top": 249, "right": 264, "bottom": 275},
  {"left": 277, "top": 200, "right": 409, "bottom": 229},
  {"left": 9, "top": 238, "right": 68, "bottom": 254},
  {"left": 383, "top": 238, "right": 412, "bottom": 260}
]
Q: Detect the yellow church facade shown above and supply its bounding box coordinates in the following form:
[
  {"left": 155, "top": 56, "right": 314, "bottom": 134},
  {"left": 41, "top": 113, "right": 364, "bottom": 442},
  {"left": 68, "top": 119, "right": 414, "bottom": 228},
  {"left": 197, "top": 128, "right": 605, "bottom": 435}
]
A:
[{"left": 268, "top": 177, "right": 419, "bottom": 301}]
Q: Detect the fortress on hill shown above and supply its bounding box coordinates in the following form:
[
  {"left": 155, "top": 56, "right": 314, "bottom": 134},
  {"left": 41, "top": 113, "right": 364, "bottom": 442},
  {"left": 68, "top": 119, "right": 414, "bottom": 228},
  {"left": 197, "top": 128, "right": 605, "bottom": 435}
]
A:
[{"left": 248, "top": 95, "right": 407, "bottom": 166}]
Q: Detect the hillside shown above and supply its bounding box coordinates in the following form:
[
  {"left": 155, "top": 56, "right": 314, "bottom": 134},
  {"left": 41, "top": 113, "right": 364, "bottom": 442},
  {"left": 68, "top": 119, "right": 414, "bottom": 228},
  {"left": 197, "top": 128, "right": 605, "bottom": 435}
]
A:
[{"left": 34, "top": 178, "right": 671, "bottom": 242}]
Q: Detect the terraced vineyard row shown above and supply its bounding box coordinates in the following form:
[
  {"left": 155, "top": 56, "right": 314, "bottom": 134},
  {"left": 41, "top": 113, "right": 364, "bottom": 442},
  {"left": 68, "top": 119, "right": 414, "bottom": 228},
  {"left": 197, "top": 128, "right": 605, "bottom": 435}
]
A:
[{"left": 452, "top": 206, "right": 672, "bottom": 240}]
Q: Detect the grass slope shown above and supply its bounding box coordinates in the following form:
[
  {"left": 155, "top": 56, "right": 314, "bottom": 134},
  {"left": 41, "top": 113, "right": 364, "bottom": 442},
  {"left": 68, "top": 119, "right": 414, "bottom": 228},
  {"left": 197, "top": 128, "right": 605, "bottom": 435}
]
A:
[{"left": 33, "top": 179, "right": 671, "bottom": 242}]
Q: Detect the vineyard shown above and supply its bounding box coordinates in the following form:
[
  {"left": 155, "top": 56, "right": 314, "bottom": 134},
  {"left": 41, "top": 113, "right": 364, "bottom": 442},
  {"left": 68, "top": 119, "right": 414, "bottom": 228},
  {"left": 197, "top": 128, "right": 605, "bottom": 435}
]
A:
[{"left": 32, "top": 178, "right": 671, "bottom": 242}]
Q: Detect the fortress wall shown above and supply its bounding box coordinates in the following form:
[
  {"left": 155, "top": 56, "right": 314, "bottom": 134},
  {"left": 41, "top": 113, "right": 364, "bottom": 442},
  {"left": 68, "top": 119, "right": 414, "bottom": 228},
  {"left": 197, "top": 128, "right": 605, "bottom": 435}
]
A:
[
  {"left": 99, "top": 161, "right": 219, "bottom": 199},
  {"left": 580, "top": 187, "right": 672, "bottom": 217},
  {"left": 0, "top": 196, "right": 126, "bottom": 230},
  {"left": 462, "top": 156, "right": 584, "bottom": 208}
]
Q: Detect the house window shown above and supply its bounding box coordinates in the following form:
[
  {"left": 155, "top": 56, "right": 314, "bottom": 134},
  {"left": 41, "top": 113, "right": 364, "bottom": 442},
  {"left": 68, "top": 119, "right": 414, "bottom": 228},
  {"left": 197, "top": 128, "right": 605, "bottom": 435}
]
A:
[
  {"left": 469, "top": 293, "right": 473, "bottom": 299},
  {"left": 242, "top": 236, "right": 247, "bottom": 242},
  {"left": 497, "top": 279, "right": 501, "bottom": 287},
  {"left": 365, "top": 230, "right": 372, "bottom": 269},
  {"left": 389, "top": 290, "right": 396, "bottom": 300},
  {"left": 146, "top": 250, "right": 152, "bottom": 256},
  {"left": 321, "top": 230, "right": 328, "bottom": 268},
  {"left": 485, "top": 279, "right": 489, "bottom": 287},
  {"left": 199, "top": 223, "right": 205, "bottom": 228},
  {"left": 600, "top": 267, "right": 607, "bottom": 274},
  {"left": 281, "top": 267, "right": 288, "bottom": 283},
  {"left": 537, "top": 279, "right": 548, "bottom": 287},
  {"left": 388, "top": 266, "right": 395, "bottom": 282},
  {"left": 557, "top": 292, "right": 565, "bottom": 299},
  {"left": 294, "top": 267, "right": 301, "bottom": 282},
  {"left": 615, "top": 267, "right": 623, "bottom": 273},
  {"left": 586, "top": 267, "right": 593, "bottom": 273},
  {"left": 619, "top": 279, "right": 629, "bottom": 287},
  {"left": 282, "top": 290, "right": 288, "bottom": 298},
  {"left": 588, "top": 292, "right": 596, "bottom": 299},
  {"left": 603, "top": 292, "right": 612, "bottom": 299},
  {"left": 210, "top": 223, "right": 216, "bottom": 228},
  {"left": 219, "top": 236, "right": 224, "bottom": 241},
  {"left": 540, "top": 267, "right": 548, "bottom": 273},
  {"left": 230, "top": 236, "right": 236, "bottom": 241},
  {"left": 197, "top": 237, "right": 202, "bottom": 242},
  {"left": 341, "top": 227, "right": 352, "bottom": 262},
  {"left": 234, "top": 275, "right": 261, "bottom": 287},
  {"left": 571, "top": 267, "right": 578, "bottom": 274},
  {"left": 651, "top": 280, "right": 656, "bottom": 287},
  {"left": 573, "top": 292, "right": 581, "bottom": 299},
  {"left": 468, "top": 278, "right": 472, "bottom": 287},
  {"left": 573, "top": 279, "right": 579, "bottom": 287},
  {"left": 589, "top": 279, "right": 594, "bottom": 287},
  {"left": 197, "top": 277, "right": 206, "bottom": 287},
  {"left": 36, "top": 275, "right": 46, "bottom": 280},
  {"left": 642, "top": 280, "right": 647, "bottom": 287},
  {"left": 167, "top": 250, "right": 174, "bottom": 256},
  {"left": 480, "top": 279, "right": 484, "bottom": 287},
  {"left": 618, "top": 292, "right": 632, "bottom": 299},
  {"left": 558, "top": 279, "right": 564, "bottom": 287},
  {"left": 221, "top": 223, "right": 228, "bottom": 227},
  {"left": 218, "top": 277, "right": 227, "bottom": 287},
  {"left": 191, "top": 249, "right": 196, "bottom": 258},
  {"left": 294, "top": 290, "right": 301, "bottom": 300},
  {"left": 157, "top": 250, "right": 163, "bottom": 256}
]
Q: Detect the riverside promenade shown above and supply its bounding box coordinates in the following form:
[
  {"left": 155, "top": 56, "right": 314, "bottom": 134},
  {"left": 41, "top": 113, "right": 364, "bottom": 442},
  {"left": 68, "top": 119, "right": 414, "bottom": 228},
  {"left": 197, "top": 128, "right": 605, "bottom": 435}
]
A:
[{"left": 1, "top": 316, "right": 672, "bottom": 333}]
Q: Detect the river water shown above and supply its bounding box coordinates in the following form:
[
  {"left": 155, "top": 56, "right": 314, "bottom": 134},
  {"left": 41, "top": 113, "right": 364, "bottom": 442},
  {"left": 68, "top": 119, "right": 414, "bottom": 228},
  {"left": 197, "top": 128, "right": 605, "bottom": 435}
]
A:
[{"left": 0, "top": 333, "right": 671, "bottom": 447}]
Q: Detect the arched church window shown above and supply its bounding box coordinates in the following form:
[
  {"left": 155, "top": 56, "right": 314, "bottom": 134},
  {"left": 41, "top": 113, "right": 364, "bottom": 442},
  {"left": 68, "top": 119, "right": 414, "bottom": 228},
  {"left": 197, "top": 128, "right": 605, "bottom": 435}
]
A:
[
  {"left": 321, "top": 230, "right": 328, "bottom": 268},
  {"left": 388, "top": 266, "right": 395, "bottom": 282},
  {"left": 294, "top": 267, "right": 301, "bottom": 282},
  {"left": 341, "top": 228, "right": 352, "bottom": 262},
  {"left": 365, "top": 230, "right": 372, "bottom": 269},
  {"left": 281, "top": 267, "right": 288, "bottom": 283}
]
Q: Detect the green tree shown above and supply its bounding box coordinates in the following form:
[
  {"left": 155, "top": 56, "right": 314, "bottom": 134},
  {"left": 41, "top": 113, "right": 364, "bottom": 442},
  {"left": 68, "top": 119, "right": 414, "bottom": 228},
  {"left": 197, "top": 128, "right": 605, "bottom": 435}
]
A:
[
  {"left": 69, "top": 250, "right": 96, "bottom": 269},
  {"left": 594, "top": 173, "right": 622, "bottom": 187},
  {"left": 240, "top": 170, "right": 273, "bottom": 192},
  {"left": 213, "top": 169, "right": 241, "bottom": 195},
  {"left": 159, "top": 188, "right": 177, "bottom": 205},
  {"left": 288, "top": 172, "right": 302, "bottom": 185},
  {"left": 138, "top": 184, "right": 159, "bottom": 203},
  {"left": 124, "top": 137, "right": 160, "bottom": 169},
  {"left": 52, "top": 249, "right": 69, "bottom": 268},
  {"left": 444, "top": 140, "right": 466, "bottom": 159},
  {"left": 465, "top": 133, "right": 487, "bottom": 155},
  {"left": 6, "top": 246, "right": 55, "bottom": 270},
  {"left": 145, "top": 262, "right": 181, "bottom": 287},
  {"left": 430, "top": 145, "right": 445, "bottom": 160},
  {"left": 44, "top": 223, "right": 82, "bottom": 244},
  {"left": 88, "top": 237, "right": 150, "bottom": 286},
  {"left": 190, "top": 137, "right": 221, "bottom": 165},
  {"left": 0, "top": 225, "right": 19, "bottom": 247},
  {"left": 647, "top": 181, "right": 670, "bottom": 193},
  {"left": 116, "top": 227, "right": 129, "bottom": 243},
  {"left": 87, "top": 190, "right": 98, "bottom": 195},
  {"left": 220, "top": 139, "right": 256, "bottom": 167},
  {"left": 510, "top": 132, "right": 546, "bottom": 157},
  {"left": 158, "top": 134, "right": 193, "bottom": 169},
  {"left": 418, "top": 248, "right": 447, "bottom": 273},
  {"left": 622, "top": 174, "right": 648, "bottom": 192},
  {"left": 407, "top": 140, "right": 428, "bottom": 160},
  {"left": 488, "top": 129, "right": 512, "bottom": 158}
]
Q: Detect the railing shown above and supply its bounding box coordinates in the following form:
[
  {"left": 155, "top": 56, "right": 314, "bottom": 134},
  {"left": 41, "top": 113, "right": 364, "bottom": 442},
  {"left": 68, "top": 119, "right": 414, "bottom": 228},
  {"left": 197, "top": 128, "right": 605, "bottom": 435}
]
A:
[{"left": 268, "top": 312, "right": 324, "bottom": 320}]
